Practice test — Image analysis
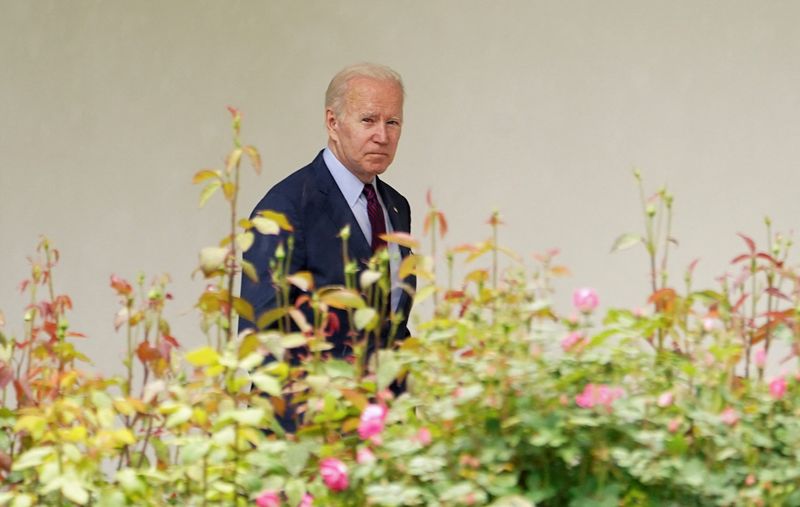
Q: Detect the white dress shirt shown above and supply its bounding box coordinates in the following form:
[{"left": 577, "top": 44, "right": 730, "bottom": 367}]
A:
[{"left": 323, "top": 148, "right": 402, "bottom": 312}]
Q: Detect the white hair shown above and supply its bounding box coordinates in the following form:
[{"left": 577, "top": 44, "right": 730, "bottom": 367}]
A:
[{"left": 325, "top": 62, "right": 404, "bottom": 116}]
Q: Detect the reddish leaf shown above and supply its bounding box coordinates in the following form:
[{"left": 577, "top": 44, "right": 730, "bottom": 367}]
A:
[
  {"left": 756, "top": 252, "right": 782, "bottom": 267},
  {"left": 0, "top": 362, "right": 13, "bottom": 389},
  {"left": 686, "top": 258, "right": 700, "bottom": 276},
  {"left": 738, "top": 233, "right": 756, "bottom": 254},
  {"left": 444, "top": 290, "right": 466, "bottom": 301},
  {"left": 13, "top": 378, "right": 34, "bottom": 405},
  {"left": 67, "top": 332, "right": 86, "bottom": 338},
  {"left": 731, "top": 293, "right": 748, "bottom": 313},
  {"left": 18, "top": 279, "right": 30, "bottom": 293},
  {"left": 487, "top": 212, "right": 503, "bottom": 226},
  {"left": 437, "top": 211, "right": 448, "bottom": 238},
  {"left": 110, "top": 275, "right": 133, "bottom": 296},
  {"left": 765, "top": 310, "right": 794, "bottom": 320},
  {"left": 0, "top": 450, "right": 11, "bottom": 473},
  {"left": 648, "top": 288, "right": 678, "bottom": 313},
  {"left": 163, "top": 334, "right": 181, "bottom": 348},
  {"left": 765, "top": 287, "right": 791, "bottom": 302},
  {"left": 136, "top": 341, "right": 161, "bottom": 363},
  {"left": 752, "top": 320, "right": 783, "bottom": 346},
  {"left": 43, "top": 321, "right": 58, "bottom": 341},
  {"left": 426, "top": 189, "right": 434, "bottom": 208},
  {"left": 730, "top": 254, "right": 750, "bottom": 265},
  {"left": 226, "top": 105, "right": 241, "bottom": 118},
  {"left": 325, "top": 311, "right": 341, "bottom": 337},
  {"left": 54, "top": 295, "right": 72, "bottom": 313}
]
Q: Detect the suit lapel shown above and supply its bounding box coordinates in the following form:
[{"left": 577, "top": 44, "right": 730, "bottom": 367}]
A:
[
  {"left": 312, "top": 157, "right": 373, "bottom": 263},
  {"left": 376, "top": 177, "right": 411, "bottom": 258}
]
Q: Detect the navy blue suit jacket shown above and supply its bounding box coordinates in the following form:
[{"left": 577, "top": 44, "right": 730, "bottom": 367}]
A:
[{"left": 239, "top": 151, "right": 414, "bottom": 358}]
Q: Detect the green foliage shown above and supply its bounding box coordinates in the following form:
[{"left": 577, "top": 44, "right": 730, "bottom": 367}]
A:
[{"left": 1, "top": 113, "right": 799, "bottom": 506}]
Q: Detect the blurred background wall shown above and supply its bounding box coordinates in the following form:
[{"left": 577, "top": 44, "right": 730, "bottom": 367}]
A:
[{"left": 2, "top": 1, "right": 800, "bottom": 376}]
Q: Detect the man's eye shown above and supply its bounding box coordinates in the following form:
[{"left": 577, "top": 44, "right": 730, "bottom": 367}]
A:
[
  {"left": 361, "top": 118, "right": 374, "bottom": 124},
  {"left": 388, "top": 120, "right": 400, "bottom": 126}
]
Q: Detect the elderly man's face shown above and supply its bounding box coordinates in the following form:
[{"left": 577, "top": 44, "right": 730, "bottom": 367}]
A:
[{"left": 326, "top": 77, "right": 403, "bottom": 183}]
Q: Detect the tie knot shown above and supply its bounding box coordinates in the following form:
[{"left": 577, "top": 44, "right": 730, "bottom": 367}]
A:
[{"left": 362, "top": 183, "right": 377, "bottom": 201}]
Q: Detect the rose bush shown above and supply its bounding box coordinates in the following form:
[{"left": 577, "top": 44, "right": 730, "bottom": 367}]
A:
[{"left": 2, "top": 112, "right": 800, "bottom": 506}]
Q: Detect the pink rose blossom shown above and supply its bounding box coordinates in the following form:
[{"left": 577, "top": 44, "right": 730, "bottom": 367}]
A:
[
  {"left": 255, "top": 490, "right": 280, "bottom": 507},
  {"left": 356, "top": 447, "right": 376, "bottom": 464},
  {"left": 702, "top": 317, "right": 722, "bottom": 332},
  {"left": 755, "top": 348, "right": 767, "bottom": 368},
  {"left": 573, "top": 287, "right": 599, "bottom": 313},
  {"left": 720, "top": 407, "right": 739, "bottom": 426},
  {"left": 320, "top": 457, "right": 349, "bottom": 492},
  {"left": 745, "top": 474, "right": 756, "bottom": 486},
  {"left": 667, "top": 417, "right": 681, "bottom": 433},
  {"left": 358, "top": 404, "right": 388, "bottom": 441},
  {"left": 575, "top": 383, "right": 624, "bottom": 409},
  {"left": 299, "top": 493, "right": 314, "bottom": 507},
  {"left": 415, "top": 427, "right": 432, "bottom": 446},
  {"left": 657, "top": 391, "right": 674, "bottom": 407},
  {"left": 770, "top": 376, "right": 788, "bottom": 400},
  {"left": 561, "top": 331, "right": 584, "bottom": 352}
]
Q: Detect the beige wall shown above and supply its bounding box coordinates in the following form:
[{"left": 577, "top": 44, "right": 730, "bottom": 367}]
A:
[{"left": 3, "top": 1, "right": 800, "bottom": 375}]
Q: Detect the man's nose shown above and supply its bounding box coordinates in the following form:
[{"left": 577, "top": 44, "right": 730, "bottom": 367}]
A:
[{"left": 373, "top": 123, "right": 388, "bottom": 143}]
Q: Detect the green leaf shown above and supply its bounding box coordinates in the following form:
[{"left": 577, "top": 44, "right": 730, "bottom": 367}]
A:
[
  {"left": 236, "top": 232, "right": 254, "bottom": 252},
  {"left": 257, "top": 307, "right": 288, "bottom": 330},
  {"left": 413, "top": 285, "right": 437, "bottom": 305},
  {"left": 192, "top": 169, "right": 220, "bottom": 184},
  {"left": 11, "top": 446, "right": 53, "bottom": 471},
  {"left": 165, "top": 406, "right": 193, "bottom": 428},
  {"left": 252, "top": 216, "right": 280, "bottom": 235},
  {"left": 251, "top": 373, "right": 282, "bottom": 397},
  {"left": 230, "top": 408, "right": 265, "bottom": 426},
  {"left": 284, "top": 442, "right": 313, "bottom": 477},
  {"left": 354, "top": 307, "right": 378, "bottom": 331},
  {"left": 376, "top": 351, "right": 401, "bottom": 391},
  {"left": 610, "top": 233, "right": 643, "bottom": 253},
  {"left": 285, "top": 477, "right": 306, "bottom": 506},
  {"left": 319, "top": 287, "right": 366, "bottom": 309},
  {"left": 199, "top": 246, "right": 227, "bottom": 276},
  {"left": 241, "top": 259, "right": 259, "bottom": 282},
  {"left": 232, "top": 297, "right": 255, "bottom": 323},
  {"left": 116, "top": 469, "right": 146, "bottom": 495},
  {"left": 62, "top": 482, "right": 89, "bottom": 505},
  {"left": 185, "top": 346, "right": 220, "bottom": 367},
  {"left": 180, "top": 441, "right": 211, "bottom": 464},
  {"left": 280, "top": 333, "right": 307, "bottom": 349},
  {"left": 199, "top": 180, "right": 222, "bottom": 207}
]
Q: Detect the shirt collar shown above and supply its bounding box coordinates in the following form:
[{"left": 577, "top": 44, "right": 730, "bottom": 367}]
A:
[{"left": 323, "top": 147, "right": 374, "bottom": 207}]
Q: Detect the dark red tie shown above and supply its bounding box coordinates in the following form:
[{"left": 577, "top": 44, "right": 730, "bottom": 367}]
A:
[{"left": 363, "top": 183, "right": 387, "bottom": 252}]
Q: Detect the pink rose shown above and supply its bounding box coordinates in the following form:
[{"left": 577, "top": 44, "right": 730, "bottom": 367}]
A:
[
  {"left": 415, "top": 427, "right": 432, "bottom": 446},
  {"left": 358, "top": 404, "right": 388, "bottom": 441},
  {"left": 573, "top": 287, "right": 599, "bottom": 313},
  {"left": 299, "top": 493, "right": 314, "bottom": 507},
  {"left": 702, "top": 317, "right": 721, "bottom": 332},
  {"left": 255, "top": 490, "right": 280, "bottom": 507},
  {"left": 320, "top": 458, "right": 349, "bottom": 492},
  {"left": 657, "top": 391, "right": 674, "bottom": 407},
  {"left": 561, "top": 331, "right": 584, "bottom": 352},
  {"left": 755, "top": 348, "right": 767, "bottom": 368},
  {"left": 575, "top": 383, "right": 624, "bottom": 409},
  {"left": 667, "top": 417, "right": 681, "bottom": 433},
  {"left": 769, "top": 376, "right": 788, "bottom": 400},
  {"left": 720, "top": 407, "right": 739, "bottom": 426},
  {"left": 356, "top": 447, "right": 376, "bottom": 464}
]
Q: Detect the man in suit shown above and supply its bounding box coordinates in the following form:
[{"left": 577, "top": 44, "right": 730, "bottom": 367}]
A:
[{"left": 239, "top": 62, "right": 413, "bottom": 362}]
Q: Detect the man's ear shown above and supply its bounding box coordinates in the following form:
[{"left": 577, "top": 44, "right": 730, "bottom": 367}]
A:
[{"left": 325, "top": 108, "right": 338, "bottom": 140}]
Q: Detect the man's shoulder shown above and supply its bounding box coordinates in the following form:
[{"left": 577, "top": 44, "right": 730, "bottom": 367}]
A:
[{"left": 253, "top": 152, "right": 327, "bottom": 211}]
